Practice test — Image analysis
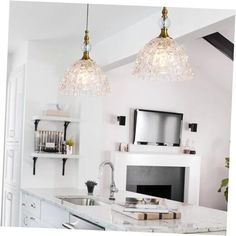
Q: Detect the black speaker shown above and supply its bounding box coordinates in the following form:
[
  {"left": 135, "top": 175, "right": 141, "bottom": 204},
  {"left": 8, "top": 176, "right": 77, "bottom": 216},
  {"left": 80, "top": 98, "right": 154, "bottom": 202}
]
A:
[
  {"left": 117, "top": 116, "right": 126, "bottom": 126},
  {"left": 189, "top": 123, "right": 197, "bottom": 132}
]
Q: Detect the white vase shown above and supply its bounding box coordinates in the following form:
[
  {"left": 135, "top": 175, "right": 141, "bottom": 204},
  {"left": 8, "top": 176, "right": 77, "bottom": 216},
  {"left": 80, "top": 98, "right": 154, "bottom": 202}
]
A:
[{"left": 66, "top": 145, "right": 73, "bottom": 155}]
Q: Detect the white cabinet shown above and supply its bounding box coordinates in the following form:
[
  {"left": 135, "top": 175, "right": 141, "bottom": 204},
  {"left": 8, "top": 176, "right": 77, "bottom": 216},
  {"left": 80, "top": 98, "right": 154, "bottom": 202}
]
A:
[
  {"left": 21, "top": 212, "right": 40, "bottom": 228},
  {"left": 4, "top": 143, "right": 20, "bottom": 187},
  {"left": 41, "top": 201, "right": 69, "bottom": 228},
  {"left": 21, "top": 193, "right": 43, "bottom": 228},
  {"left": 21, "top": 212, "right": 51, "bottom": 228},
  {"left": 2, "top": 65, "right": 25, "bottom": 227},
  {"left": 21, "top": 193, "right": 41, "bottom": 218},
  {"left": 63, "top": 214, "right": 105, "bottom": 230},
  {"left": 5, "top": 65, "right": 25, "bottom": 143},
  {"left": 2, "top": 185, "right": 19, "bottom": 226},
  {"left": 21, "top": 192, "right": 69, "bottom": 229},
  {"left": 21, "top": 212, "right": 28, "bottom": 227}
]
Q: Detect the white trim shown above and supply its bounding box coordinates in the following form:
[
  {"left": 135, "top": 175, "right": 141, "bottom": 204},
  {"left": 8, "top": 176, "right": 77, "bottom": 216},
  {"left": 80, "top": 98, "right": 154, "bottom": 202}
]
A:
[
  {"left": 32, "top": 116, "right": 80, "bottom": 123},
  {"left": 30, "top": 152, "right": 79, "bottom": 159}
]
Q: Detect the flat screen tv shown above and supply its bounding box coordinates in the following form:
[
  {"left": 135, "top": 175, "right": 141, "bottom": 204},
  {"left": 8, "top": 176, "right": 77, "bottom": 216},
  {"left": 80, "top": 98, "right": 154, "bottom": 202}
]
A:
[{"left": 133, "top": 109, "right": 183, "bottom": 146}]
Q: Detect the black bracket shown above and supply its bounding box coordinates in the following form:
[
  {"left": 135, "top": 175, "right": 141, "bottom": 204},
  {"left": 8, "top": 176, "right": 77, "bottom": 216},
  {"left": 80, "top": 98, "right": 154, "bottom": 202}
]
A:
[
  {"left": 64, "top": 121, "right": 70, "bottom": 141},
  {"left": 32, "top": 157, "right": 68, "bottom": 176},
  {"left": 34, "top": 119, "right": 40, "bottom": 131},
  {"left": 33, "top": 157, "right": 38, "bottom": 175},
  {"left": 62, "top": 158, "right": 68, "bottom": 176}
]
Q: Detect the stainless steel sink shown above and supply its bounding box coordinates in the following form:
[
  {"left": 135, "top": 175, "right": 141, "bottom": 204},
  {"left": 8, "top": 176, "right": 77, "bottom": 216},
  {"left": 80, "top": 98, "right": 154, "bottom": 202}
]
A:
[{"left": 56, "top": 196, "right": 104, "bottom": 206}]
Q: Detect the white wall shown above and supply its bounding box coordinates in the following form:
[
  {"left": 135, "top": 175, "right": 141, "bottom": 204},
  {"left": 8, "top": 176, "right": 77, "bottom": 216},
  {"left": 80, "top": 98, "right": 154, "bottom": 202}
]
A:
[
  {"left": 101, "top": 38, "right": 232, "bottom": 210},
  {"left": 21, "top": 39, "right": 81, "bottom": 188},
  {"left": 77, "top": 96, "right": 104, "bottom": 189},
  {"left": 7, "top": 43, "right": 28, "bottom": 77},
  {"left": 18, "top": 38, "right": 106, "bottom": 191}
]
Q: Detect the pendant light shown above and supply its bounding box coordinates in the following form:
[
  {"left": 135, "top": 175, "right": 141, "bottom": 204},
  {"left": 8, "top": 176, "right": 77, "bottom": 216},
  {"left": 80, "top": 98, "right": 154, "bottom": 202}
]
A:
[
  {"left": 133, "top": 7, "right": 194, "bottom": 81},
  {"left": 59, "top": 4, "right": 110, "bottom": 96}
]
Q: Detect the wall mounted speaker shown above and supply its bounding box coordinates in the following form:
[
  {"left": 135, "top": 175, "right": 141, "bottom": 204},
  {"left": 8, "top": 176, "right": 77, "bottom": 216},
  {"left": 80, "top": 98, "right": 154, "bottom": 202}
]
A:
[
  {"left": 189, "top": 123, "right": 197, "bottom": 132},
  {"left": 117, "top": 116, "right": 126, "bottom": 126}
]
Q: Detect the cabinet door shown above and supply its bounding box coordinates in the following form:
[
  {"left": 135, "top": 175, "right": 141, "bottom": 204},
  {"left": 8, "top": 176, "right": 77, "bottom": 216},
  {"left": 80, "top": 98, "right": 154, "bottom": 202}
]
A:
[
  {"left": 23, "top": 193, "right": 41, "bottom": 218},
  {"left": 26, "top": 215, "right": 41, "bottom": 228},
  {"left": 22, "top": 194, "right": 70, "bottom": 229},
  {"left": 41, "top": 201, "right": 69, "bottom": 228},
  {"left": 21, "top": 212, "right": 29, "bottom": 227},
  {"left": 5, "top": 65, "right": 25, "bottom": 143},
  {"left": 68, "top": 214, "right": 105, "bottom": 230},
  {"left": 2, "top": 185, "right": 19, "bottom": 226},
  {"left": 21, "top": 212, "right": 41, "bottom": 228},
  {"left": 4, "top": 143, "right": 20, "bottom": 187},
  {"left": 21, "top": 212, "right": 52, "bottom": 228}
]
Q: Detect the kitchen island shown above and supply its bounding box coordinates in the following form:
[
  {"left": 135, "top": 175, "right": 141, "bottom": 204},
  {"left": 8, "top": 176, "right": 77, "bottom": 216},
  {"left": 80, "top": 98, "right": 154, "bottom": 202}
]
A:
[{"left": 20, "top": 188, "right": 226, "bottom": 234}]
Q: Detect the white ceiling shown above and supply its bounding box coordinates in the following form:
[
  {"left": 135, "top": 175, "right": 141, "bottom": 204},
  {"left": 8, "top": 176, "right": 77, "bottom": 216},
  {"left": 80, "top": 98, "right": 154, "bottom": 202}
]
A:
[
  {"left": 8, "top": 1, "right": 158, "bottom": 53},
  {"left": 176, "top": 15, "right": 235, "bottom": 44},
  {"left": 8, "top": 2, "right": 235, "bottom": 96}
]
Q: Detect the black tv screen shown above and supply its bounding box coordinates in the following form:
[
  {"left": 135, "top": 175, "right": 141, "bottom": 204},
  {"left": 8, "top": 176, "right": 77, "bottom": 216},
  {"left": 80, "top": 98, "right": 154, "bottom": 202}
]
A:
[{"left": 133, "top": 109, "right": 183, "bottom": 146}]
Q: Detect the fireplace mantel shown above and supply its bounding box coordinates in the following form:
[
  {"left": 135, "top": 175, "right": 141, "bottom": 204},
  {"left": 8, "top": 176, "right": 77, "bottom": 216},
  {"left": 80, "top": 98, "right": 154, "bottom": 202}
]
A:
[{"left": 111, "top": 151, "right": 201, "bottom": 205}]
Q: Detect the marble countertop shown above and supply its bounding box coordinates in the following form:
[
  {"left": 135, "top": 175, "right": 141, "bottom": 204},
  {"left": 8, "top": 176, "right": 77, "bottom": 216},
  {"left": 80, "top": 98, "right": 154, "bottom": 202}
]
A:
[{"left": 21, "top": 188, "right": 227, "bottom": 234}]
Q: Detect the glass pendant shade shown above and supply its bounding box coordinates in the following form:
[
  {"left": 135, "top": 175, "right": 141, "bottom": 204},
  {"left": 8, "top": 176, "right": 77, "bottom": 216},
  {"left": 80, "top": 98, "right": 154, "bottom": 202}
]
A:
[
  {"left": 133, "top": 7, "right": 193, "bottom": 81},
  {"left": 59, "top": 59, "right": 110, "bottom": 96},
  {"left": 59, "top": 4, "right": 110, "bottom": 96}
]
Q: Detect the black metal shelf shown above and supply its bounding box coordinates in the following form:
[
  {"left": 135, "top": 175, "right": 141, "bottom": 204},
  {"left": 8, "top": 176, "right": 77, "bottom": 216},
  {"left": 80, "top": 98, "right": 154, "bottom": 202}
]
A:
[
  {"left": 31, "top": 153, "right": 79, "bottom": 176},
  {"left": 32, "top": 116, "right": 79, "bottom": 176}
]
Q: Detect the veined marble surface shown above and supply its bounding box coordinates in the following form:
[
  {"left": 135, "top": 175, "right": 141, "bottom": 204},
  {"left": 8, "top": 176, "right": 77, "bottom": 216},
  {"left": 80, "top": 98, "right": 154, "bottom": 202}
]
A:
[{"left": 21, "top": 188, "right": 227, "bottom": 234}]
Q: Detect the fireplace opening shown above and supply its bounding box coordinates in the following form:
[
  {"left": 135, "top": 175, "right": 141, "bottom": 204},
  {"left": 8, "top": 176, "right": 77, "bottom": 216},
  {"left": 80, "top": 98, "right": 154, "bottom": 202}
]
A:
[{"left": 126, "top": 166, "right": 185, "bottom": 202}]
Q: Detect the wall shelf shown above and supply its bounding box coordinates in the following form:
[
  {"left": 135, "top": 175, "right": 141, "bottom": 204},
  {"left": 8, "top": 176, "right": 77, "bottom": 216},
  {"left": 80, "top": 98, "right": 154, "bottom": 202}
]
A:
[
  {"left": 32, "top": 115, "right": 80, "bottom": 123},
  {"left": 31, "top": 152, "right": 79, "bottom": 176},
  {"left": 31, "top": 115, "right": 80, "bottom": 176},
  {"left": 32, "top": 115, "right": 80, "bottom": 140},
  {"left": 31, "top": 152, "right": 79, "bottom": 159}
]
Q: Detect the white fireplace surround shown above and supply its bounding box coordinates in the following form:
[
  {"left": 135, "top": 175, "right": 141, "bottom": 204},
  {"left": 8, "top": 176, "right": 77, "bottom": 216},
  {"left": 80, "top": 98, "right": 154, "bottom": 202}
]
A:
[{"left": 111, "top": 151, "right": 201, "bottom": 205}]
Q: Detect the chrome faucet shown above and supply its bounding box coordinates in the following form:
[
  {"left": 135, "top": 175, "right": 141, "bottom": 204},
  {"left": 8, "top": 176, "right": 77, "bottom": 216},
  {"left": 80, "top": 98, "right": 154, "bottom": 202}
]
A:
[{"left": 99, "top": 161, "right": 118, "bottom": 200}]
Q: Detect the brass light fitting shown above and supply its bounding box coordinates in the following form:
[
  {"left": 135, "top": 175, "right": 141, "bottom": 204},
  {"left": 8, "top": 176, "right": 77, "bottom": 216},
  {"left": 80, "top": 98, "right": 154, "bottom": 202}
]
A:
[
  {"left": 81, "top": 4, "right": 91, "bottom": 60},
  {"left": 158, "top": 7, "right": 170, "bottom": 38},
  {"left": 82, "top": 30, "right": 90, "bottom": 60}
]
